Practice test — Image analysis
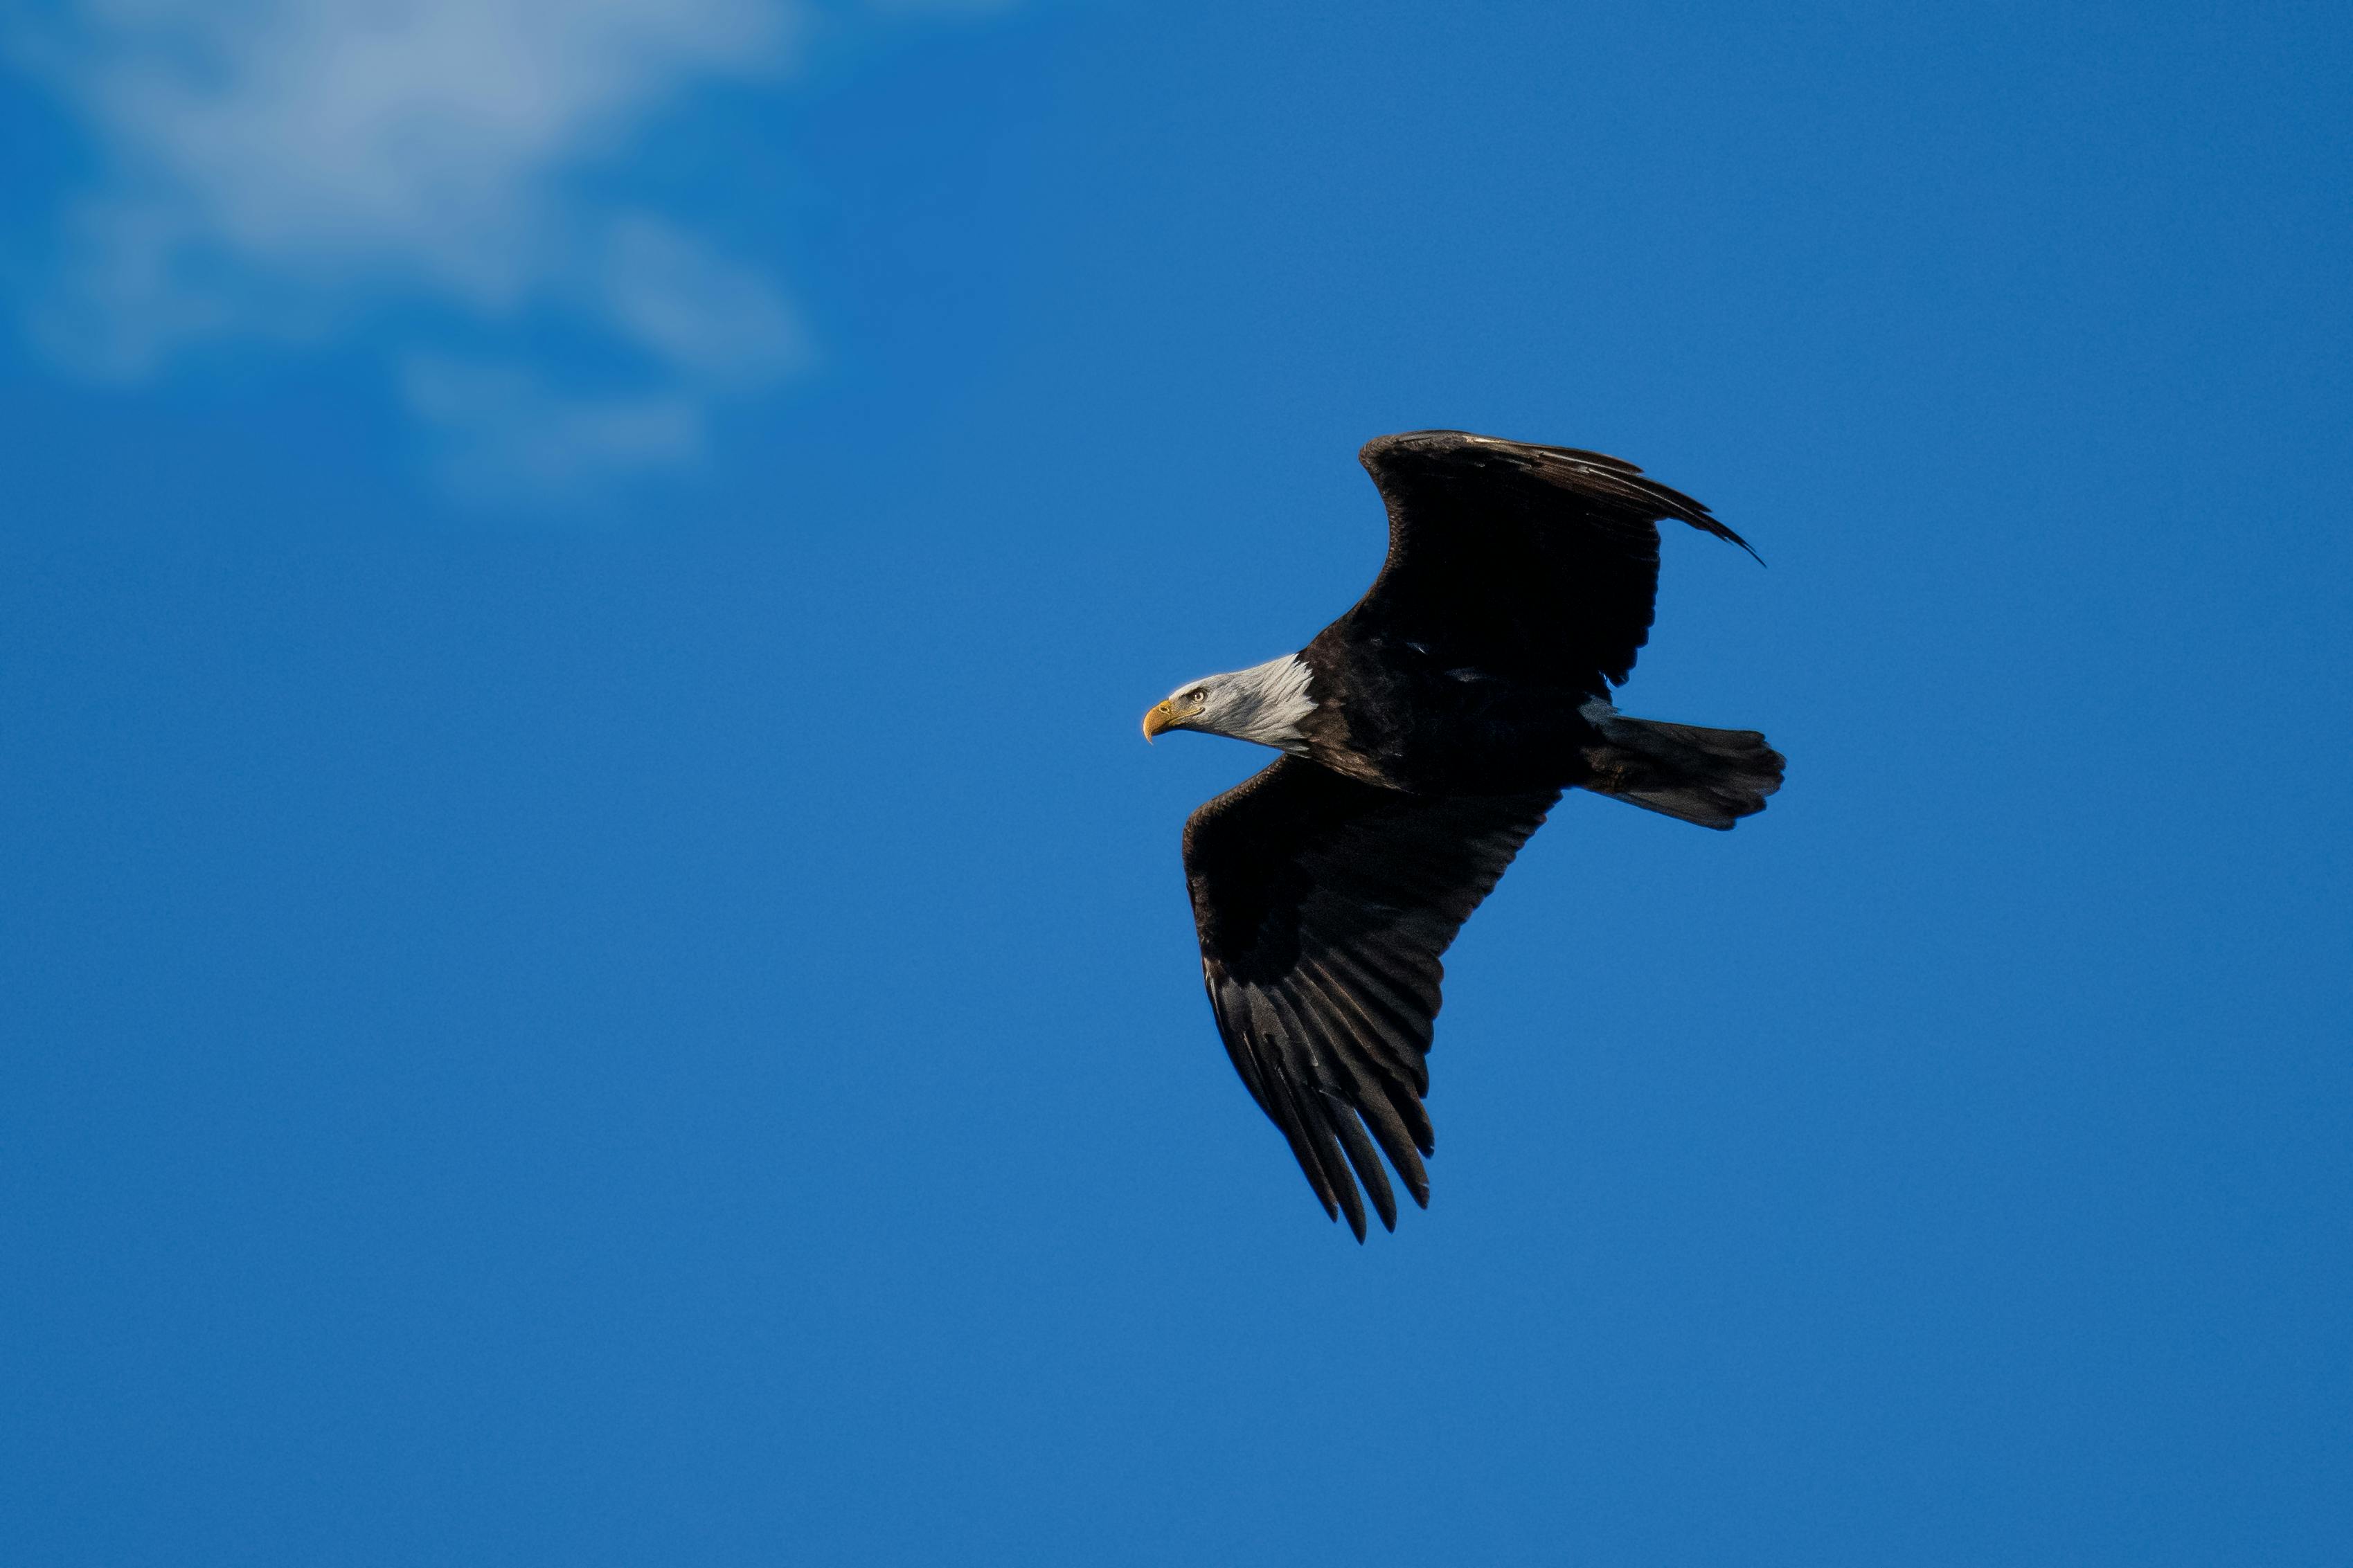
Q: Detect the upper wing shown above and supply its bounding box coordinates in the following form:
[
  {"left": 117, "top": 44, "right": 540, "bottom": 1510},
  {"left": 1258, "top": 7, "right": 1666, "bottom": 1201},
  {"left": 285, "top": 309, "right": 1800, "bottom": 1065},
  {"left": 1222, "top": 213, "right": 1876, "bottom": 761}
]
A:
[
  {"left": 1181, "top": 755, "right": 1558, "bottom": 1238},
  {"left": 1349, "top": 430, "right": 1757, "bottom": 692}
]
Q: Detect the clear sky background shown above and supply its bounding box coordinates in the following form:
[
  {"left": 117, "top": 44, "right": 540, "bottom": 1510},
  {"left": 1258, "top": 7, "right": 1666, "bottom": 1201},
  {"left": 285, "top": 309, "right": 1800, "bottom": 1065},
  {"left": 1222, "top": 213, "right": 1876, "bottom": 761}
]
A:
[{"left": 3, "top": 1, "right": 2349, "bottom": 1562}]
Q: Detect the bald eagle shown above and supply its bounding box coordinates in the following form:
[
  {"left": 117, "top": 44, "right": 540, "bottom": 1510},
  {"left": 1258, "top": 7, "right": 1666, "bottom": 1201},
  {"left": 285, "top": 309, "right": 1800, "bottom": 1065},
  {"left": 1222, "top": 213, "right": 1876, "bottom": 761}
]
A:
[{"left": 1143, "top": 431, "right": 1782, "bottom": 1239}]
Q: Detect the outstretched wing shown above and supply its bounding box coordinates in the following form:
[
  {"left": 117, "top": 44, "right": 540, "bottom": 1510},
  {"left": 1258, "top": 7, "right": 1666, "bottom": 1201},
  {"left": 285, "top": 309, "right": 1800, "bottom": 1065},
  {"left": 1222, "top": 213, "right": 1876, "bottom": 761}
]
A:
[
  {"left": 1181, "top": 756, "right": 1557, "bottom": 1238},
  {"left": 1350, "top": 430, "right": 1757, "bottom": 694}
]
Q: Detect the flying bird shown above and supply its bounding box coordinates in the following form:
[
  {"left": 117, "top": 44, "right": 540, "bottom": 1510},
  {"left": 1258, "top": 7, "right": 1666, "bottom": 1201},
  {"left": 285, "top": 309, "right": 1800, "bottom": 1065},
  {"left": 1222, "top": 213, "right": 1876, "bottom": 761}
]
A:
[{"left": 1144, "top": 430, "right": 1783, "bottom": 1239}]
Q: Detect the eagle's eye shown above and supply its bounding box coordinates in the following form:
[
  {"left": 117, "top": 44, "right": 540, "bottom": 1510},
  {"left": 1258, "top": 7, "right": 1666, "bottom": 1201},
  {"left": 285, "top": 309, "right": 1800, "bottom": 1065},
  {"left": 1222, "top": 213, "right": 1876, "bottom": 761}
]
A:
[{"left": 1186, "top": 688, "right": 1206, "bottom": 704}]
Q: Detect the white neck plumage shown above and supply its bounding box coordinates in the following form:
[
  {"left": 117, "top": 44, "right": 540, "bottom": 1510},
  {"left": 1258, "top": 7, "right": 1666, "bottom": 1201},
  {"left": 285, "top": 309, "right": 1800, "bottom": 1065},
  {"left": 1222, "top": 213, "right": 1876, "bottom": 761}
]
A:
[{"left": 1204, "top": 654, "right": 1317, "bottom": 752}]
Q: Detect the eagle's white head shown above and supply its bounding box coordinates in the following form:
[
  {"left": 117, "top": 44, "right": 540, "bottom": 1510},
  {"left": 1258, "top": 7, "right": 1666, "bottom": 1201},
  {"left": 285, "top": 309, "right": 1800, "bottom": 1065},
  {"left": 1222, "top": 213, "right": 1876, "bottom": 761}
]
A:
[{"left": 1143, "top": 654, "right": 1316, "bottom": 753}]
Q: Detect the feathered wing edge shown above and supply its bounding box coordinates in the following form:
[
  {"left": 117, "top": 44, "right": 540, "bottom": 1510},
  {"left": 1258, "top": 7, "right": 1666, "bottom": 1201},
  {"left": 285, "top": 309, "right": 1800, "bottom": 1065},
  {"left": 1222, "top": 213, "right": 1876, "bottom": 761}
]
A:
[
  {"left": 1360, "top": 430, "right": 1762, "bottom": 562},
  {"left": 1183, "top": 757, "right": 1558, "bottom": 1239},
  {"left": 1337, "top": 431, "right": 1762, "bottom": 698}
]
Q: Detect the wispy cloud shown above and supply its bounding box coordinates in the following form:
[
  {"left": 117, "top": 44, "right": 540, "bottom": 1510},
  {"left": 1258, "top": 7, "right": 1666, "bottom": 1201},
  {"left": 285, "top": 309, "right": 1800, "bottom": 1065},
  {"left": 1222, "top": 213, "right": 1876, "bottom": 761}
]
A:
[{"left": 12, "top": 0, "right": 850, "bottom": 493}]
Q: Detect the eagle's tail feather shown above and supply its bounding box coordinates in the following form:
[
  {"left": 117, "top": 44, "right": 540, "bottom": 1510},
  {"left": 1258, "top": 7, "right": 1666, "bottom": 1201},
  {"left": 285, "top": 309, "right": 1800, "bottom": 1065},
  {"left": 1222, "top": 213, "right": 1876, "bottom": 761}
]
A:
[{"left": 1581, "top": 712, "right": 1784, "bottom": 830}]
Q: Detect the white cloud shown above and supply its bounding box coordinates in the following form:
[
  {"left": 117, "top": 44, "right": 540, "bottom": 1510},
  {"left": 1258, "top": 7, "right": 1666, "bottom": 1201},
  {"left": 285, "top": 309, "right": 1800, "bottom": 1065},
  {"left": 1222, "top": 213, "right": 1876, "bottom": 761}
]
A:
[
  {"left": 15, "top": 0, "right": 817, "bottom": 490},
  {"left": 597, "top": 213, "right": 809, "bottom": 387},
  {"left": 400, "top": 352, "right": 708, "bottom": 501}
]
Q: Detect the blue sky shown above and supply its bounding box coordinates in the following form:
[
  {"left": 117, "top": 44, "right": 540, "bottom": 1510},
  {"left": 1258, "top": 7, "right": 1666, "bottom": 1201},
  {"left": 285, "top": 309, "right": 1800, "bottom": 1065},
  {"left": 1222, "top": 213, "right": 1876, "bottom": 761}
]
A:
[{"left": 3, "top": 1, "right": 2349, "bottom": 1563}]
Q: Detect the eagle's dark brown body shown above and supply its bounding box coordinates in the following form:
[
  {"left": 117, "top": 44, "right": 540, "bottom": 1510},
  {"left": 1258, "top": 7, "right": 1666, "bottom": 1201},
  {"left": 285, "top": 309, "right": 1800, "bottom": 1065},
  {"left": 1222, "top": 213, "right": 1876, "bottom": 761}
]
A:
[{"left": 1296, "top": 631, "right": 1605, "bottom": 795}]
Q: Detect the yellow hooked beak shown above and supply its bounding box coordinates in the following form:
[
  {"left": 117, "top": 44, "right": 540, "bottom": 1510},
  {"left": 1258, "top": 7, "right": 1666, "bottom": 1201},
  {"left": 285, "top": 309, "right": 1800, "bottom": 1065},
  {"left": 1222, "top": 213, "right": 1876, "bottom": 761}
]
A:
[{"left": 1141, "top": 694, "right": 1204, "bottom": 743}]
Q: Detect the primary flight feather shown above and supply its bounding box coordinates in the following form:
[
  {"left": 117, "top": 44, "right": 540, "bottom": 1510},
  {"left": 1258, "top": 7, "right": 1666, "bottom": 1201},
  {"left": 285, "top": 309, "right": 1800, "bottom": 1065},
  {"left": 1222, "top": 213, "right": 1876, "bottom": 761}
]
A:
[{"left": 1144, "top": 431, "right": 1784, "bottom": 1240}]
